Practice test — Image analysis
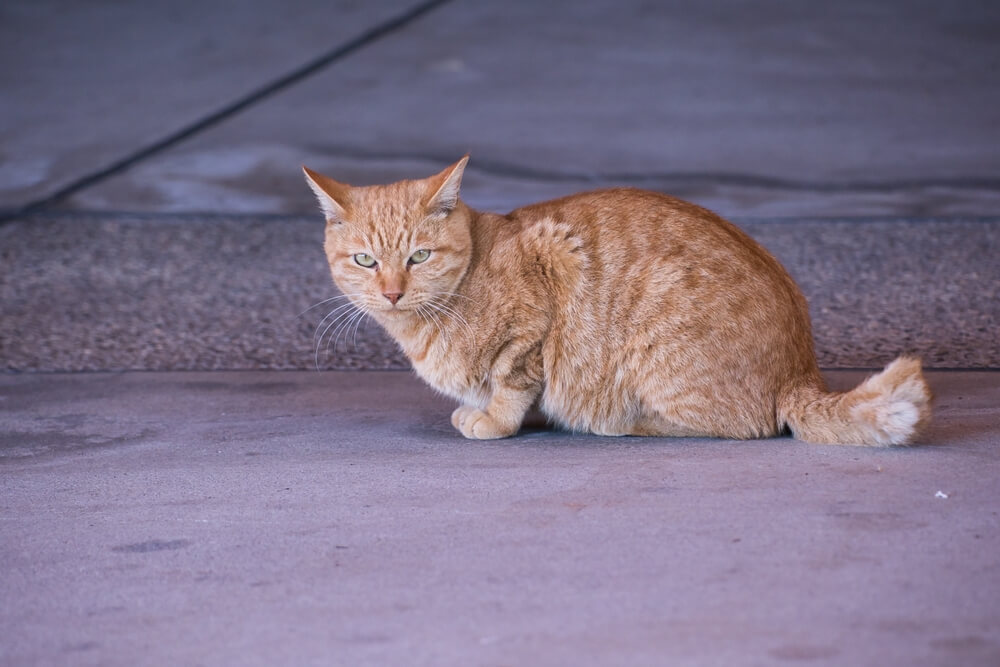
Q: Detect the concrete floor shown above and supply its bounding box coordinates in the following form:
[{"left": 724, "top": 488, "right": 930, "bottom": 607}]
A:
[
  {"left": 2, "top": 370, "right": 999, "bottom": 666},
  {"left": 2, "top": 0, "right": 999, "bottom": 664}
]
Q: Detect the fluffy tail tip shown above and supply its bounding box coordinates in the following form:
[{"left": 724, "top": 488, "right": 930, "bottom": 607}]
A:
[{"left": 850, "top": 356, "right": 932, "bottom": 445}]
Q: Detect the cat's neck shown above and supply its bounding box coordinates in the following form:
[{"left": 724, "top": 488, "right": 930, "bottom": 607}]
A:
[{"left": 373, "top": 307, "right": 444, "bottom": 363}]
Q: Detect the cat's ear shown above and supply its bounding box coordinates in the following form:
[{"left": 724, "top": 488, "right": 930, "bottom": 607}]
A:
[
  {"left": 302, "top": 166, "right": 350, "bottom": 224},
  {"left": 424, "top": 155, "right": 469, "bottom": 217}
]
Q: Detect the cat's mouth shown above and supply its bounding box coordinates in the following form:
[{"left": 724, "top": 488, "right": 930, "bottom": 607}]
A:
[
  {"left": 380, "top": 300, "right": 436, "bottom": 317},
  {"left": 376, "top": 301, "right": 411, "bottom": 313},
  {"left": 370, "top": 294, "right": 433, "bottom": 314}
]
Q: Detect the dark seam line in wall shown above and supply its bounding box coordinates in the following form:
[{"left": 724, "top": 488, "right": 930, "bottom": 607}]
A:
[
  {"left": 0, "top": 0, "right": 456, "bottom": 227},
  {"left": 308, "top": 145, "right": 1000, "bottom": 193}
]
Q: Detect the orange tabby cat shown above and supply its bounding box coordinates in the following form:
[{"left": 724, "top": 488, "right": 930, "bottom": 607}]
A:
[{"left": 303, "top": 157, "right": 931, "bottom": 445}]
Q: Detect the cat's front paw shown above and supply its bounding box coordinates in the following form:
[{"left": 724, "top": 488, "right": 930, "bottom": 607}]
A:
[{"left": 451, "top": 406, "right": 516, "bottom": 440}]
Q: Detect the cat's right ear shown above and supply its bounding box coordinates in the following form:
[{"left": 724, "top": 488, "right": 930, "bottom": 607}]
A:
[{"left": 302, "top": 166, "right": 350, "bottom": 224}]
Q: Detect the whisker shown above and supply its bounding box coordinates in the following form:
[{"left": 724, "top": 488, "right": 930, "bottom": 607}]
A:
[
  {"left": 350, "top": 307, "right": 369, "bottom": 349},
  {"left": 435, "top": 291, "right": 480, "bottom": 305},
  {"left": 426, "top": 297, "right": 475, "bottom": 339},
  {"left": 314, "top": 306, "right": 362, "bottom": 369},
  {"left": 418, "top": 304, "right": 447, "bottom": 343},
  {"left": 422, "top": 302, "right": 454, "bottom": 343},
  {"left": 297, "top": 293, "right": 364, "bottom": 318},
  {"left": 414, "top": 305, "right": 431, "bottom": 331},
  {"left": 330, "top": 308, "right": 367, "bottom": 358},
  {"left": 414, "top": 305, "right": 432, "bottom": 342},
  {"left": 315, "top": 313, "right": 350, "bottom": 369},
  {"left": 313, "top": 302, "right": 360, "bottom": 345},
  {"left": 322, "top": 313, "right": 356, "bottom": 363},
  {"left": 427, "top": 295, "right": 469, "bottom": 320},
  {"left": 428, "top": 294, "right": 480, "bottom": 338},
  {"left": 427, "top": 300, "right": 470, "bottom": 332}
]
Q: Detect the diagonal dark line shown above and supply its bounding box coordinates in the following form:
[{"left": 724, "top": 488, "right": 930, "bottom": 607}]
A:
[{"left": 0, "top": 0, "right": 455, "bottom": 226}]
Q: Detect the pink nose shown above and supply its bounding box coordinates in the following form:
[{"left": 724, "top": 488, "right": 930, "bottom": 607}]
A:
[{"left": 382, "top": 291, "right": 403, "bottom": 304}]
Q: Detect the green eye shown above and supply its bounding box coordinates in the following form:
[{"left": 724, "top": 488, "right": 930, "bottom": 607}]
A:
[
  {"left": 354, "top": 253, "right": 377, "bottom": 268},
  {"left": 409, "top": 249, "right": 431, "bottom": 264}
]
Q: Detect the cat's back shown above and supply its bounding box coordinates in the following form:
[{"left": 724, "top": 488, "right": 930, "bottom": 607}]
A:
[
  {"left": 503, "top": 187, "right": 781, "bottom": 282},
  {"left": 508, "top": 186, "right": 700, "bottom": 228},
  {"left": 492, "top": 187, "right": 806, "bottom": 344},
  {"left": 497, "top": 188, "right": 814, "bottom": 436}
]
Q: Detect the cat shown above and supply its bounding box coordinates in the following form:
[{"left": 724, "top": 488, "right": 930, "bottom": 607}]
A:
[{"left": 303, "top": 156, "right": 931, "bottom": 445}]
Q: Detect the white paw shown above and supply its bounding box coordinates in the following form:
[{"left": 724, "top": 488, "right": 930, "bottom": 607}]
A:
[{"left": 451, "top": 406, "right": 515, "bottom": 439}]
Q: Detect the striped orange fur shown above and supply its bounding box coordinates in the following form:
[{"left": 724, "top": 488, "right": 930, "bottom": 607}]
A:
[{"left": 303, "top": 157, "right": 931, "bottom": 444}]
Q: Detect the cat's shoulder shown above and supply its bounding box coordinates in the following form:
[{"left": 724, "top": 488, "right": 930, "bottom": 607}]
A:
[
  {"left": 507, "top": 188, "right": 664, "bottom": 215},
  {"left": 506, "top": 187, "right": 701, "bottom": 218},
  {"left": 477, "top": 188, "right": 732, "bottom": 261}
]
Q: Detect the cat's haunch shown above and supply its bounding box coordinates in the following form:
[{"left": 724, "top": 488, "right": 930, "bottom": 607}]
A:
[{"left": 303, "top": 157, "right": 931, "bottom": 445}]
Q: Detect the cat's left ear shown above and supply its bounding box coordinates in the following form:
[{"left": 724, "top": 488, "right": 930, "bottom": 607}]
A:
[
  {"left": 424, "top": 155, "right": 469, "bottom": 217},
  {"left": 302, "top": 166, "right": 351, "bottom": 224}
]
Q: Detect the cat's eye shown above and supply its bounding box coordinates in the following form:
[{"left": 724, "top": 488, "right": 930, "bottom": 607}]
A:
[
  {"left": 409, "top": 249, "right": 431, "bottom": 265},
  {"left": 354, "top": 253, "right": 377, "bottom": 268}
]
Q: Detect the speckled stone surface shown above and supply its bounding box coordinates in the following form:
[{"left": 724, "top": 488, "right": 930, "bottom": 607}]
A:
[{"left": 1, "top": 213, "right": 997, "bottom": 371}]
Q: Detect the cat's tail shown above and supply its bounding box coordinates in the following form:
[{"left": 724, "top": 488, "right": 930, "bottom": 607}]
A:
[{"left": 778, "top": 357, "right": 932, "bottom": 446}]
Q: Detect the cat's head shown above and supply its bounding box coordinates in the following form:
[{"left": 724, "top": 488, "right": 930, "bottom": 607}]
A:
[{"left": 302, "top": 157, "right": 472, "bottom": 315}]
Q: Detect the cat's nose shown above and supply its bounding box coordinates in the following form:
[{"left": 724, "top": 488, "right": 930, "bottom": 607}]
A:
[{"left": 382, "top": 291, "right": 403, "bottom": 305}]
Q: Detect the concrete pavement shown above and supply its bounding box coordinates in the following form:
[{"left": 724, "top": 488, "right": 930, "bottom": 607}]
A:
[{"left": 2, "top": 370, "right": 999, "bottom": 665}]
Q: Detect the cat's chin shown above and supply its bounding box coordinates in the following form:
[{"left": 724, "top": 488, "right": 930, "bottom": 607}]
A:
[{"left": 373, "top": 304, "right": 414, "bottom": 316}]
